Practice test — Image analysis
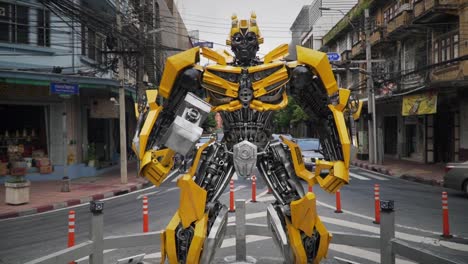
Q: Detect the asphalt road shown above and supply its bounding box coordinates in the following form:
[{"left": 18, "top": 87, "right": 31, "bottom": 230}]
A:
[{"left": 1, "top": 166, "right": 468, "bottom": 264}]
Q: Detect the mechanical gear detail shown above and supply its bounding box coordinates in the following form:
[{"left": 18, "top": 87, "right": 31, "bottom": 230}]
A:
[{"left": 132, "top": 11, "right": 361, "bottom": 264}]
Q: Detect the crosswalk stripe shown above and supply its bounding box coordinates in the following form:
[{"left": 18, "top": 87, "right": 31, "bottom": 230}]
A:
[
  {"left": 349, "top": 172, "right": 370, "bottom": 180},
  {"left": 360, "top": 172, "right": 389, "bottom": 181}
]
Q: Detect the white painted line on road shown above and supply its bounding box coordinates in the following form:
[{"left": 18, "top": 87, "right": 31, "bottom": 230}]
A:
[
  {"left": 223, "top": 199, "right": 468, "bottom": 252},
  {"left": 360, "top": 171, "right": 389, "bottom": 181},
  {"left": 315, "top": 200, "right": 447, "bottom": 237},
  {"left": 137, "top": 191, "right": 159, "bottom": 200},
  {"left": 330, "top": 244, "right": 416, "bottom": 264},
  {"left": 322, "top": 216, "right": 468, "bottom": 252},
  {"left": 221, "top": 235, "right": 270, "bottom": 248},
  {"left": 349, "top": 172, "right": 370, "bottom": 180}
]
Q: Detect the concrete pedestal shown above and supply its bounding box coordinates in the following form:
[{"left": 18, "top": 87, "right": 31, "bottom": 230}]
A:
[{"left": 5, "top": 181, "right": 30, "bottom": 205}]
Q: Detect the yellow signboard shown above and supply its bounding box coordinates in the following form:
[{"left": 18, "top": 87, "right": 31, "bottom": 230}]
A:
[{"left": 402, "top": 92, "right": 437, "bottom": 116}]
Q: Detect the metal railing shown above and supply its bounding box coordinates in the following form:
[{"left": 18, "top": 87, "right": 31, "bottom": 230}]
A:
[{"left": 25, "top": 200, "right": 465, "bottom": 264}]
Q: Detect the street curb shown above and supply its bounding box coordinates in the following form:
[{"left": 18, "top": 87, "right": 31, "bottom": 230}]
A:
[
  {"left": 351, "top": 161, "right": 443, "bottom": 186},
  {"left": 0, "top": 181, "right": 152, "bottom": 220}
]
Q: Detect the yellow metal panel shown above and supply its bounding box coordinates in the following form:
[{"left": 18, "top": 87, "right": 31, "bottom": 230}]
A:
[
  {"left": 177, "top": 174, "right": 207, "bottom": 228},
  {"left": 250, "top": 92, "right": 288, "bottom": 112},
  {"left": 280, "top": 136, "right": 316, "bottom": 186},
  {"left": 335, "top": 88, "right": 350, "bottom": 112},
  {"left": 160, "top": 232, "right": 166, "bottom": 264},
  {"left": 249, "top": 61, "right": 283, "bottom": 73},
  {"left": 296, "top": 46, "right": 338, "bottom": 96},
  {"left": 146, "top": 89, "right": 159, "bottom": 110},
  {"left": 165, "top": 213, "right": 181, "bottom": 264},
  {"left": 206, "top": 64, "right": 242, "bottom": 74},
  {"left": 139, "top": 106, "right": 162, "bottom": 158},
  {"left": 286, "top": 61, "right": 299, "bottom": 69},
  {"left": 314, "top": 216, "right": 332, "bottom": 264},
  {"left": 290, "top": 193, "right": 317, "bottom": 237},
  {"left": 315, "top": 160, "right": 348, "bottom": 193},
  {"left": 160, "top": 47, "right": 200, "bottom": 98},
  {"left": 187, "top": 139, "right": 215, "bottom": 176},
  {"left": 201, "top": 47, "right": 226, "bottom": 65},
  {"left": 140, "top": 149, "right": 175, "bottom": 186},
  {"left": 286, "top": 218, "right": 308, "bottom": 264},
  {"left": 134, "top": 103, "right": 139, "bottom": 119},
  {"left": 328, "top": 104, "right": 351, "bottom": 168},
  {"left": 263, "top": 44, "right": 289, "bottom": 63},
  {"left": 352, "top": 101, "right": 363, "bottom": 121},
  {"left": 212, "top": 100, "right": 243, "bottom": 112},
  {"left": 252, "top": 67, "right": 289, "bottom": 97},
  {"left": 203, "top": 71, "right": 239, "bottom": 98},
  {"left": 187, "top": 214, "right": 208, "bottom": 263}
]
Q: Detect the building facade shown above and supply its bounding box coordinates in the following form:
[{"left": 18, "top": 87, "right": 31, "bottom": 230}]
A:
[
  {"left": 0, "top": 0, "right": 192, "bottom": 181},
  {"left": 321, "top": 0, "right": 468, "bottom": 163}
]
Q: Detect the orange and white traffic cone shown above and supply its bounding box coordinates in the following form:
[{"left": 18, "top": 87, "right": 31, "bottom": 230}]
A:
[
  {"left": 373, "top": 184, "right": 380, "bottom": 224},
  {"left": 335, "top": 189, "right": 343, "bottom": 213},
  {"left": 251, "top": 175, "right": 257, "bottom": 203},
  {"left": 68, "top": 210, "right": 76, "bottom": 264},
  {"left": 229, "top": 179, "right": 235, "bottom": 212},
  {"left": 143, "top": 196, "right": 149, "bottom": 233},
  {"left": 442, "top": 192, "right": 452, "bottom": 238}
]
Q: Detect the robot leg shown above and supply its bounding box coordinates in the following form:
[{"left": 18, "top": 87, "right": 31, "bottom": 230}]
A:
[
  {"left": 258, "top": 141, "right": 331, "bottom": 264},
  {"left": 160, "top": 142, "right": 234, "bottom": 264}
]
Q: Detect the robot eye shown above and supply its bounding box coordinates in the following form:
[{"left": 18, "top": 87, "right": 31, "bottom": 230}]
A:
[{"left": 245, "top": 32, "right": 257, "bottom": 42}]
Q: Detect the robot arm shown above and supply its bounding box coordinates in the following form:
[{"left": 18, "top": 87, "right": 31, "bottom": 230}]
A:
[
  {"left": 288, "top": 46, "right": 357, "bottom": 193},
  {"left": 133, "top": 47, "right": 212, "bottom": 186}
]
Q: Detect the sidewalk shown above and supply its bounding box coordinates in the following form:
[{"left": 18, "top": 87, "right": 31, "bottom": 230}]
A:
[
  {"left": 0, "top": 161, "right": 151, "bottom": 220},
  {"left": 352, "top": 157, "right": 446, "bottom": 186}
]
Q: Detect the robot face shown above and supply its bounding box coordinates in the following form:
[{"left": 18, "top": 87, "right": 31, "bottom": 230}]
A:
[
  {"left": 231, "top": 31, "right": 259, "bottom": 64},
  {"left": 226, "top": 13, "right": 264, "bottom": 65}
]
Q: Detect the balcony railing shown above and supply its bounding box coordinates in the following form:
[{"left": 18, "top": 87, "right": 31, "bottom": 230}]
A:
[
  {"left": 370, "top": 28, "right": 384, "bottom": 46},
  {"left": 414, "top": 0, "right": 459, "bottom": 21},
  {"left": 351, "top": 40, "right": 365, "bottom": 58},
  {"left": 387, "top": 11, "right": 412, "bottom": 36}
]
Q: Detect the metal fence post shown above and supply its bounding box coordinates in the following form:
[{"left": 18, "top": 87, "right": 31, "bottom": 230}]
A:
[
  {"left": 235, "top": 199, "right": 246, "bottom": 262},
  {"left": 89, "top": 201, "right": 104, "bottom": 264},
  {"left": 380, "top": 200, "right": 395, "bottom": 264}
]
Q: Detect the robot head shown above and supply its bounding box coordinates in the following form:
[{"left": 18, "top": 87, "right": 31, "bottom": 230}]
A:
[{"left": 226, "top": 12, "right": 264, "bottom": 65}]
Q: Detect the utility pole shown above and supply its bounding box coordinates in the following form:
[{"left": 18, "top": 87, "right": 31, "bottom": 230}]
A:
[
  {"left": 365, "top": 9, "right": 378, "bottom": 164},
  {"left": 137, "top": 0, "right": 146, "bottom": 100},
  {"left": 116, "top": 0, "right": 127, "bottom": 184}
]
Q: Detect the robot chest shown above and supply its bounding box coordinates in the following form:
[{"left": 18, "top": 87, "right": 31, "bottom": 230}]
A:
[{"left": 202, "top": 63, "right": 289, "bottom": 111}]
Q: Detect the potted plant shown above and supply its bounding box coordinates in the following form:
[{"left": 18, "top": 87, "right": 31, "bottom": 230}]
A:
[
  {"left": 87, "top": 143, "right": 97, "bottom": 167},
  {"left": 5, "top": 169, "right": 30, "bottom": 205}
]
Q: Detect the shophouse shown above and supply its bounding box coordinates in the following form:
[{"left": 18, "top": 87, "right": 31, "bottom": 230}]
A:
[
  {"left": 0, "top": 0, "right": 192, "bottom": 181},
  {"left": 321, "top": 0, "right": 468, "bottom": 163}
]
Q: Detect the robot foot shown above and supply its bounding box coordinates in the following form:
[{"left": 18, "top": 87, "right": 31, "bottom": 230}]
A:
[{"left": 267, "top": 196, "right": 331, "bottom": 264}]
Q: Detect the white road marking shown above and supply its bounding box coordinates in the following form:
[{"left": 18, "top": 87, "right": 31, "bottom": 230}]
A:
[
  {"left": 330, "top": 244, "right": 416, "bottom": 264},
  {"left": 349, "top": 172, "right": 370, "bottom": 180},
  {"left": 315, "top": 200, "right": 446, "bottom": 237},
  {"left": 221, "top": 235, "right": 270, "bottom": 248},
  {"left": 360, "top": 171, "right": 389, "bottom": 181},
  {"left": 136, "top": 187, "right": 178, "bottom": 200}
]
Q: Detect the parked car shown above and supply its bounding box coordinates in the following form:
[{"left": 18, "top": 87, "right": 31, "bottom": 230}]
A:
[
  {"left": 294, "top": 138, "right": 324, "bottom": 171},
  {"left": 272, "top": 134, "right": 293, "bottom": 141},
  {"left": 443, "top": 161, "right": 468, "bottom": 195},
  {"left": 195, "top": 135, "right": 213, "bottom": 149}
]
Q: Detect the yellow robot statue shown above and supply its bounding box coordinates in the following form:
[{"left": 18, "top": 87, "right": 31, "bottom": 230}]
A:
[{"left": 132, "top": 12, "right": 361, "bottom": 264}]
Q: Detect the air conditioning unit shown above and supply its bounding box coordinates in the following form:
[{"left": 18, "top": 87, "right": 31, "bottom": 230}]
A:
[{"left": 0, "top": 7, "right": 6, "bottom": 17}]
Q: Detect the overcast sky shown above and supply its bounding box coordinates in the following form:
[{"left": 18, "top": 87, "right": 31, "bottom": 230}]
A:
[{"left": 175, "top": 0, "right": 311, "bottom": 57}]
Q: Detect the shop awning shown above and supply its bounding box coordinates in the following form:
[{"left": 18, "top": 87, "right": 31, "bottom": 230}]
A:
[{"left": 0, "top": 69, "right": 136, "bottom": 94}]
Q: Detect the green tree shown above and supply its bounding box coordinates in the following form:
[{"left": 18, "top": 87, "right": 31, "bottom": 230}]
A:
[
  {"left": 273, "top": 96, "right": 308, "bottom": 132},
  {"left": 202, "top": 112, "right": 217, "bottom": 133}
]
